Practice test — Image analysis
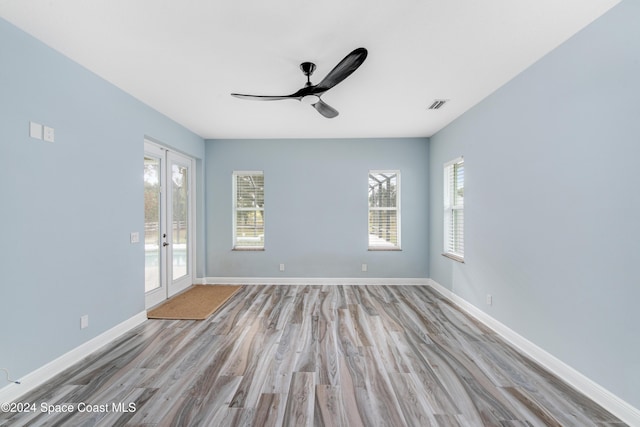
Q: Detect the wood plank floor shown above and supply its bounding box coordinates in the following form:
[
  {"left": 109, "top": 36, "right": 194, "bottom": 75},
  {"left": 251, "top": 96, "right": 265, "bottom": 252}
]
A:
[{"left": 0, "top": 285, "right": 626, "bottom": 426}]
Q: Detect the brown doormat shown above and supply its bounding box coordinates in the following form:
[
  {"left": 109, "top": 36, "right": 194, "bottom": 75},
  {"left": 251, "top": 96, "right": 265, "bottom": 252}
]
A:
[{"left": 147, "top": 285, "right": 242, "bottom": 320}]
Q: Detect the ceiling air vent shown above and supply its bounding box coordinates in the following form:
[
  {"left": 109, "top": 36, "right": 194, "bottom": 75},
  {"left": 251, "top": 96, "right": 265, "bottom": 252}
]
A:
[{"left": 428, "top": 99, "right": 448, "bottom": 110}]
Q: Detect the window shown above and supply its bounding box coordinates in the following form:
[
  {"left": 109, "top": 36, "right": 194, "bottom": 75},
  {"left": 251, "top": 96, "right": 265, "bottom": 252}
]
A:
[
  {"left": 444, "top": 158, "right": 464, "bottom": 261},
  {"left": 233, "top": 171, "right": 264, "bottom": 250},
  {"left": 368, "top": 171, "right": 400, "bottom": 250}
]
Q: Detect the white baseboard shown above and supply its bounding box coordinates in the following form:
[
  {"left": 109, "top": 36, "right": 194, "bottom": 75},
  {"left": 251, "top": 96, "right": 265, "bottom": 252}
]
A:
[
  {"left": 0, "top": 311, "right": 147, "bottom": 404},
  {"left": 427, "top": 279, "right": 640, "bottom": 426},
  {"left": 197, "top": 277, "right": 430, "bottom": 286}
]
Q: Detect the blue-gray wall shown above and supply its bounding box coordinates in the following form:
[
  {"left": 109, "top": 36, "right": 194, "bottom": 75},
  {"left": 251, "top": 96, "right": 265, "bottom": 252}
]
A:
[
  {"left": 0, "top": 18, "right": 205, "bottom": 382},
  {"left": 429, "top": 0, "right": 639, "bottom": 408},
  {"left": 205, "top": 138, "right": 429, "bottom": 278}
]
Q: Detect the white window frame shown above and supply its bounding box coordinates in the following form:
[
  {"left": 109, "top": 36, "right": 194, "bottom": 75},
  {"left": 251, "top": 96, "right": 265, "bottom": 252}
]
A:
[
  {"left": 232, "top": 171, "right": 265, "bottom": 250},
  {"left": 368, "top": 170, "right": 401, "bottom": 250},
  {"left": 443, "top": 157, "right": 464, "bottom": 262}
]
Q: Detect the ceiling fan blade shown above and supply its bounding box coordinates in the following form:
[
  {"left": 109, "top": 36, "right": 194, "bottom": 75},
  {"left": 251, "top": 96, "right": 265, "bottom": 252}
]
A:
[
  {"left": 231, "top": 93, "right": 298, "bottom": 101},
  {"left": 312, "top": 99, "right": 339, "bottom": 118},
  {"left": 314, "top": 47, "right": 367, "bottom": 93}
]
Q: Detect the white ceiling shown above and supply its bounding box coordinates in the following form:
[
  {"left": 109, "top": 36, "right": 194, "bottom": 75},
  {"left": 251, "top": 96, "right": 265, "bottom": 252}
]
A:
[{"left": 0, "top": 0, "right": 619, "bottom": 139}]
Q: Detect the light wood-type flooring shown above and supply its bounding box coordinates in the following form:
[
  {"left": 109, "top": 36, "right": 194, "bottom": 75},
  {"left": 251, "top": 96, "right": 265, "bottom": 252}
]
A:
[{"left": 0, "top": 285, "right": 627, "bottom": 426}]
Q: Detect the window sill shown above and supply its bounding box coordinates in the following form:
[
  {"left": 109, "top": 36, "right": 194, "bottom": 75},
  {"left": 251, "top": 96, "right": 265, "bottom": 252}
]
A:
[
  {"left": 368, "top": 247, "right": 402, "bottom": 251},
  {"left": 442, "top": 253, "right": 464, "bottom": 263},
  {"left": 233, "top": 247, "right": 265, "bottom": 251}
]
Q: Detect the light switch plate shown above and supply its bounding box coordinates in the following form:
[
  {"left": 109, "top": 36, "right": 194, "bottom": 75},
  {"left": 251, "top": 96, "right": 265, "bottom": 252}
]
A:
[{"left": 29, "top": 121, "right": 42, "bottom": 139}]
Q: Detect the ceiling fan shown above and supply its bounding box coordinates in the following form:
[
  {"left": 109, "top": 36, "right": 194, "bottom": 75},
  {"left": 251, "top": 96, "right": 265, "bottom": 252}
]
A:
[{"left": 231, "top": 47, "right": 368, "bottom": 119}]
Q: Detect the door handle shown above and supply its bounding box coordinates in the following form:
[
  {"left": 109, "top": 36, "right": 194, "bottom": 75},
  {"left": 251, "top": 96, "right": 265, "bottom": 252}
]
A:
[{"left": 163, "top": 242, "right": 170, "bottom": 247}]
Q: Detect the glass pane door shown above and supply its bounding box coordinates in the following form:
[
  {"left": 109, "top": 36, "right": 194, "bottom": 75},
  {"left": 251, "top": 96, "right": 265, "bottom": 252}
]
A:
[
  {"left": 166, "top": 151, "right": 193, "bottom": 297},
  {"left": 144, "top": 141, "right": 168, "bottom": 308},
  {"left": 144, "top": 155, "right": 162, "bottom": 292},
  {"left": 170, "top": 161, "right": 189, "bottom": 281}
]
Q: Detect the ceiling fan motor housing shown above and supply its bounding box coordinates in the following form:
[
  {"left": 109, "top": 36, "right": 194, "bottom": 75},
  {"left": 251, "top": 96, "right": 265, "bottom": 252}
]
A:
[{"left": 300, "top": 62, "right": 316, "bottom": 77}]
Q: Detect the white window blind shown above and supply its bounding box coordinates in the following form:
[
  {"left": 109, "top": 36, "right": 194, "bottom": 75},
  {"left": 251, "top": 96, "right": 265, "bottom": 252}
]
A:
[
  {"left": 368, "top": 171, "right": 400, "bottom": 250},
  {"left": 444, "top": 158, "right": 464, "bottom": 260},
  {"left": 233, "top": 172, "right": 264, "bottom": 249}
]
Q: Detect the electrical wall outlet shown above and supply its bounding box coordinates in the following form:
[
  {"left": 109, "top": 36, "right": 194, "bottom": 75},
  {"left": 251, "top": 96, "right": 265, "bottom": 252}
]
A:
[
  {"left": 130, "top": 232, "right": 140, "bottom": 243},
  {"left": 486, "top": 294, "right": 493, "bottom": 306},
  {"left": 80, "top": 315, "right": 89, "bottom": 329},
  {"left": 362, "top": 263, "right": 368, "bottom": 272},
  {"left": 279, "top": 263, "right": 285, "bottom": 272},
  {"left": 43, "top": 126, "right": 55, "bottom": 142}
]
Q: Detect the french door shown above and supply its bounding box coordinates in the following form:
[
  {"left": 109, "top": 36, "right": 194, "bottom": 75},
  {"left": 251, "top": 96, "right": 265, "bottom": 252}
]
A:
[{"left": 144, "top": 140, "right": 195, "bottom": 308}]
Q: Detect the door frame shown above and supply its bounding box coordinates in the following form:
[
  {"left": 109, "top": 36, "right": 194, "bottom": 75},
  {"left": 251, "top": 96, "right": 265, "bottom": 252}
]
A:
[{"left": 144, "top": 139, "right": 196, "bottom": 308}]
